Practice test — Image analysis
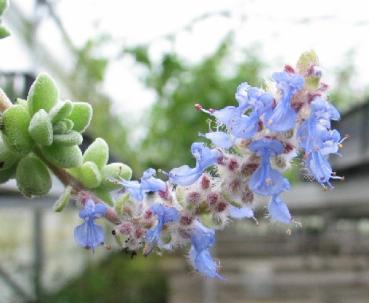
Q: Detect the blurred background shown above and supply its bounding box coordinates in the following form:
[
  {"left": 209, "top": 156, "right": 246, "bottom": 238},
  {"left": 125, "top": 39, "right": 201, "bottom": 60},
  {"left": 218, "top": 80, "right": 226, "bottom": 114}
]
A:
[{"left": 1, "top": 0, "right": 369, "bottom": 302}]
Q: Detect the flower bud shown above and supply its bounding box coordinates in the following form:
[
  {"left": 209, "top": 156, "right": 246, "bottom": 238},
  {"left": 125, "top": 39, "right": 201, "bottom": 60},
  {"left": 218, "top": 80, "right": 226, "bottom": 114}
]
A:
[
  {"left": 241, "top": 187, "right": 254, "bottom": 204},
  {"left": 206, "top": 192, "right": 219, "bottom": 205},
  {"left": 83, "top": 138, "right": 109, "bottom": 169},
  {"left": 2, "top": 105, "right": 33, "bottom": 155},
  {"left": 28, "top": 109, "right": 53, "bottom": 146},
  {"left": 68, "top": 102, "right": 93, "bottom": 132},
  {"left": 296, "top": 50, "right": 319, "bottom": 75},
  {"left": 186, "top": 191, "right": 201, "bottom": 204},
  {"left": 16, "top": 155, "right": 52, "bottom": 197},
  {"left": 180, "top": 213, "right": 194, "bottom": 226},
  {"left": 200, "top": 174, "right": 211, "bottom": 189},
  {"left": 241, "top": 161, "right": 259, "bottom": 177},
  {"left": 27, "top": 73, "right": 59, "bottom": 115},
  {"left": 227, "top": 158, "right": 239, "bottom": 171}
]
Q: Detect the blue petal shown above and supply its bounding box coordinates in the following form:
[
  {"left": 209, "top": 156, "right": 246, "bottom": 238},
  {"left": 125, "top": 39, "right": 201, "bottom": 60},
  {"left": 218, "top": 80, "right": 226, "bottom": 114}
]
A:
[
  {"left": 212, "top": 106, "right": 240, "bottom": 126},
  {"left": 189, "top": 247, "right": 224, "bottom": 280},
  {"left": 141, "top": 168, "right": 166, "bottom": 192},
  {"left": 146, "top": 204, "right": 179, "bottom": 245},
  {"left": 228, "top": 205, "right": 254, "bottom": 219},
  {"left": 266, "top": 101, "right": 296, "bottom": 132},
  {"left": 119, "top": 179, "right": 144, "bottom": 201},
  {"left": 200, "top": 131, "right": 235, "bottom": 149},
  {"left": 151, "top": 203, "right": 180, "bottom": 224},
  {"left": 191, "top": 221, "right": 215, "bottom": 252},
  {"left": 235, "top": 82, "right": 251, "bottom": 111},
  {"left": 249, "top": 138, "right": 284, "bottom": 155},
  {"left": 311, "top": 97, "right": 340, "bottom": 122},
  {"left": 249, "top": 159, "right": 290, "bottom": 196},
  {"left": 168, "top": 165, "right": 203, "bottom": 186},
  {"left": 268, "top": 195, "right": 292, "bottom": 224},
  {"left": 191, "top": 142, "right": 221, "bottom": 170},
  {"left": 306, "top": 151, "right": 332, "bottom": 185},
  {"left": 74, "top": 221, "right": 105, "bottom": 250},
  {"left": 272, "top": 72, "right": 304, "bottom": 95},
  {"left": 228, "top": 113, "right": 259, "bottom": 139},
  {"left": 266, "top": 72, "right": 303, "bottom": 132},
  {"left": 79, "top": 200, "right": 107, "bottom": 219}
]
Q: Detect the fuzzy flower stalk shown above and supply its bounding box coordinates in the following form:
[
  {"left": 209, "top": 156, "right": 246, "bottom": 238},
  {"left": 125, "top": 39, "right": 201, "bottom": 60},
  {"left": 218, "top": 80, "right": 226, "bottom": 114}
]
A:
[
  {"left": 0, "top": 51, "right": 344, "bottom": 280},
  {"left": 91, "top": 51, "right": 343, "bottom": 279}
]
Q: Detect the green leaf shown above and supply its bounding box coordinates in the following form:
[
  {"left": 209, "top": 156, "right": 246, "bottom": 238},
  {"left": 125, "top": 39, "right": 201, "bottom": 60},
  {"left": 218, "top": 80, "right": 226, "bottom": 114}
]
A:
[
  {"left": 53, "top": 119, "right": 74, "bottom": 134},
  {"left": 16, "top": 155, "right": 52, "bottom": 197},
  {"left": 53, "top": 186, "right": 72, "bottom": 212},
  {"left": 83, "top": 138, "right": 108, "bottom": 169},
  {"left": 28, "top": 109, "right": 53, "bottom": 146},
  {"left": 0, "top": 164, "right": 16, "bottom": 184},
  {"left": 93, "top": 186, "right": 113, "bottom": 206},
  {"left": 0, "top": 137, "right": 21, "bottom": 171},
  {"left": 27, "top": 73, "right": 59, "bottom": 115},
  {"left": 114, "top": 193, "right": 129, "bottom": 215},
  {"left": 41, "top": 144, "right": 82, "bottom": 168},
  {"left": 0, "top": 0, "right": 9, "bottom": 15},
  {"left": 0, "top": 25, "right": 10, "bottom": 39},
  {"left": 79, "top": 161, "right": 102, "bottom": 189},
  {"left": 2, "top": 104, "right": 33, "bottom": 155},
  {"left": 49, "top": 100, "right": 73, "bottom": 123},
  {"left": 68, "top": 102, "right": 93, "bottom": 132},
  {"left": 101, "top": 162, "right": 132, "bottom": 191},
  {"left": 53, "top": 131, "right": 83, "bottom": 146}
]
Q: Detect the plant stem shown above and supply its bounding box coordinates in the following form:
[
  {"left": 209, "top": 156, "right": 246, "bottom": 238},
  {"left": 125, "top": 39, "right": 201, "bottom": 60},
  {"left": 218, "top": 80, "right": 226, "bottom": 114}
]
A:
[{"left": 0, "top": 89, "right": 120, "bottom": 224}]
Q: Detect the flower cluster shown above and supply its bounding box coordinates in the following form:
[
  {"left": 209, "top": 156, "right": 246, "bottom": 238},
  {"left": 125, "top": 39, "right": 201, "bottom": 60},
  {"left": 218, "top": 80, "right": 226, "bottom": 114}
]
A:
[{"left": 73, "top": 51, "right": 343, "bottom": 279}]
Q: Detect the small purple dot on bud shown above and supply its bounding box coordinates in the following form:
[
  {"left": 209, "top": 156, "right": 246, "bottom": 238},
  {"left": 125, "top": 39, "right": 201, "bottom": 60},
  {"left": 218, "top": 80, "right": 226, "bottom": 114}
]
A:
[
  {"left": 200, "top": 175, "right": 210, "bottom": 190},
  {"left": 186, "top": 191, "right": 201, "bottom": 204},
  {"left": 207, "top": 192, "right": 219, "bottom": 205},
  {"left": 180, "top": 214, "right": 194, "bottom": 226},
  {"left": 215, "top": 201, "right": 228, "bottom": 212},
  {"left": 228, "top": 158, "right": 239, "bottom": 171}
]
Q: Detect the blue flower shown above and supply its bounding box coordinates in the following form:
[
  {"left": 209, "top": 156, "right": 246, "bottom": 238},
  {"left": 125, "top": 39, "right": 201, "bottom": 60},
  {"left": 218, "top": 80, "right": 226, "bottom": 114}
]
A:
[
  {"left": 227, "top": 112, "right": 260, "bottom": 139},
  {"left": 169, "top": 143, "right": 221, "bottom": 186},
  {"left": 266, "top": 72, "right": 304, "bottom": 132},
  {"left": 120, "top": 168, "right": 166, "bottom": 201},
  {"left": 228, "top": 205, "right": 254, "bottom": 219},
  {"left": 74, "top": 200, "right": 108, "bottom": 250},
  {"left": 202, "top": 83, "right": 274, "bottom": 140},
  {"left": 189, "top": 221, "right": 223, "bottom": 279},
  {"left": 235, "top": 82, "right": 274, "bottom": 114},
  {"left": 249, "top": 139, "right": 290, "bottom": 196},
  {"left": 310, "top": 97, "right": 340, "bottom": 126},
  {"left": 200, "top": 131, "right": 235, "bottom": 149},
  {"left": 146, "top": 203, "right": 180, "bottom": 246},
  {"left": 268, "top": 195, "right": 292, "bottom": 224},
  {"left": 306, "top": 151, "right": 333, "bottom": 187}
]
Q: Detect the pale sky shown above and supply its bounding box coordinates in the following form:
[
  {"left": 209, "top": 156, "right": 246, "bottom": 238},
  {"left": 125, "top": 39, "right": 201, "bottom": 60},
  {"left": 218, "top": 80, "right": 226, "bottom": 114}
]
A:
[{"left": 1, "top": 0, "right": 369, "bottom": 117}]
